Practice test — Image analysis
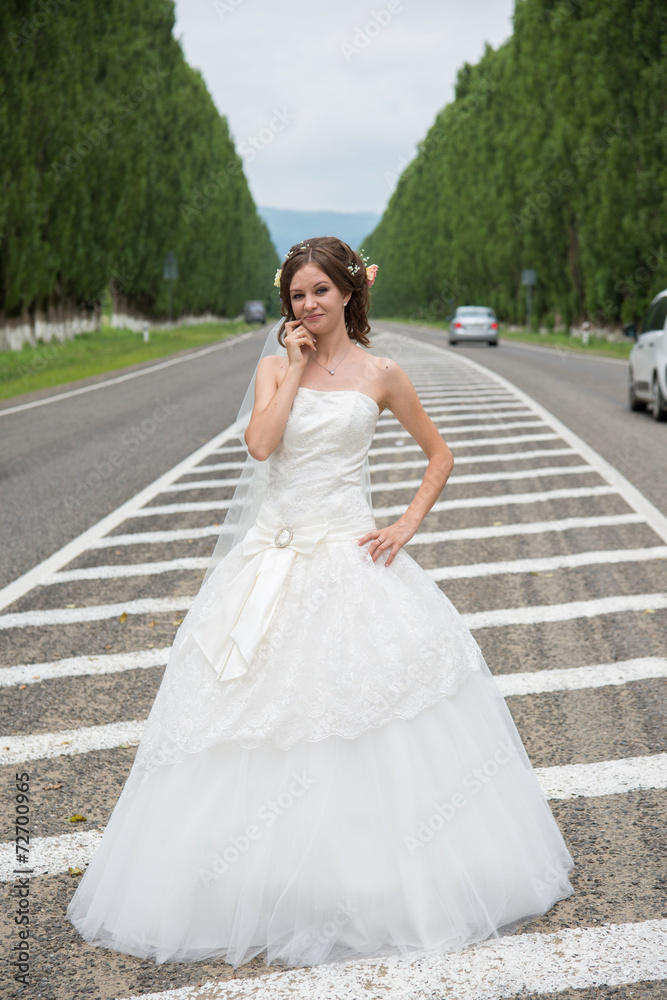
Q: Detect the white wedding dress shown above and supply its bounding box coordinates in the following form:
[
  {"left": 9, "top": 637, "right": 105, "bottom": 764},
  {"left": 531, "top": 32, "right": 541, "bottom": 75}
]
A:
[{"left": 67, "top": 386, "right": 574, "bottom": 968}]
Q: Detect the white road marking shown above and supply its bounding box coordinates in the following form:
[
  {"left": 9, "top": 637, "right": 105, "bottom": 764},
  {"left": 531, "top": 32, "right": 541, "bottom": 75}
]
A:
[
  {"left": 370, "top": 448, "right": 578, "bottom": 472},
  {"left": 0, "top": 647, "right": 170, "bottom": 688},
  {"left": 495, "top": 657, "right": 667, "bottom": 696},
  {"left": 0, "top": 597, "right": 188, "bottom": 630},
  {"left": 0, "top": 424, "right": 243, "bottom": 613},
  {"left": 537, "top": 753, "right": 667, "bottom": 799},
  {"left": 465, "top": 592, "right": 667, "bottom": 629},
  {"left": 409, "top": 513, "right": 644, "bottom": 545},
  {"left": 91, "top": 525, "right": 223, "bottom": 547},
  {"left": 372, "top": 464, "right": 596, "bottom": 492},
  {"left": 427, "top": 546, "right": 667, "bottom": 581},
  {"left": 42, "top": 557, "right": 209, "bottom": 585},
  {"left": 379, "top": 331, "right": 667, "bottom": 545},
  {"left": 0, "top": 719, "right": 145, "bottom": 765},
  {"left": 374, "top": 418, "right": 546, "bottom": 439},
  {"left": 0, "top": 331, "right": 255, "bottom": 418},
  {"left": 156, "top": 463, "right": 596, "bottom": 498},
  {"left": 369, "top": 433, "right": 560, "bottom": 456},
  {"left": 374, "top": 484, "right": 617, "bottom": 517},
  {"left": 108, "top": 919, "right": 667, "bottom": 1000}
]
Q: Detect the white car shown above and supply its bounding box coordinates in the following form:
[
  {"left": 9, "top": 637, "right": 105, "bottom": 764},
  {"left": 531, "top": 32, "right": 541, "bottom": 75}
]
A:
[
  {"left": 448, "top": 306, "right": 498, "bottom": 346},
  {"left": 628, "top": 290, "right": 667, "bottom": 421}
]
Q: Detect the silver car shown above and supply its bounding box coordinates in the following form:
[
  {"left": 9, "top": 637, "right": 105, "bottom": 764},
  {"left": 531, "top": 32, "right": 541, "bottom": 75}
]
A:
[
  {"left": 448, "top": 306, "right": 499, "bottom": 346},
  {"left": 627, "top": 290, "right": 667, "bottom": 421}
]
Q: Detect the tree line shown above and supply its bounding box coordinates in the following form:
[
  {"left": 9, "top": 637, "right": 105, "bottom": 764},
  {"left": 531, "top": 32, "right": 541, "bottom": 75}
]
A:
[
  {"left": 0, "top": 0, "right": 278, "bottom": 333},
  {"left": 364, "top": 0, "right": 667, "bottom": 330}
]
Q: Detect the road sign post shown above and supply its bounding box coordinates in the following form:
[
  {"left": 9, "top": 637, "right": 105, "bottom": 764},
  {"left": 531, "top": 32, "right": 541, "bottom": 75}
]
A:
[
  {"left": 521, "top": 269, "right": 537, "bottom": 330},
  {"left": 163, "top": 252, "right": 178, "bottom": 323}
]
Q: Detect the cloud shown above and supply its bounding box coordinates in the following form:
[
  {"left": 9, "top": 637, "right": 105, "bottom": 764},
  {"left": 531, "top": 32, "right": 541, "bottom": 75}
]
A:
[{"left": 173, "top": 0, "right": 514, "bottom": 213}]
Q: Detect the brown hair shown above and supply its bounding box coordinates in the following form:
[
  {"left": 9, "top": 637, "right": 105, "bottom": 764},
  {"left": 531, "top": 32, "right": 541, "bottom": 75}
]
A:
[{"left": 276, "top": 236, "right": 372, "bottom": 348}]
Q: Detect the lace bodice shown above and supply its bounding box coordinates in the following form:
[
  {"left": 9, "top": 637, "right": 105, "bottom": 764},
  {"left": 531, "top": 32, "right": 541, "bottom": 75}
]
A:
[{"left": 262, "top": 387, "right": 378, "bottom": 523}]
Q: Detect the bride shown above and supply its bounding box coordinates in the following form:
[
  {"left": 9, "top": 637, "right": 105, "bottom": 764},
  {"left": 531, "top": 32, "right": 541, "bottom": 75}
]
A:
[{"left": 67, "top": 236, "right": 574, "bottom": 969}]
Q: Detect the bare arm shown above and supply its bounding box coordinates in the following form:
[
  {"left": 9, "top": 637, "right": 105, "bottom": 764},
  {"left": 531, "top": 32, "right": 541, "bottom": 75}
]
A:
[
  {"left": 358, "top": 359, "right": 453, "bottom": 565},
  {"left": 244, "top": 321, "right": 316, "bottom": 461}
]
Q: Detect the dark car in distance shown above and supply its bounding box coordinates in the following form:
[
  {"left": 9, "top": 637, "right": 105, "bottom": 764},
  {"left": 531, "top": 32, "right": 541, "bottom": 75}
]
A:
[{"left": 243, "top": 300, "right": 267, "bottom": 324}]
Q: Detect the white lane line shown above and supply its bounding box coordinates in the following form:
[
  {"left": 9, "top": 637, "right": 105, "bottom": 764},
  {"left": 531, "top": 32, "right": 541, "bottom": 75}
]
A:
[
  {"left": 537, "top": 753, "right": 667, "bottom": 799},
  {"left": 131, "top": 500, "right": 233, "bottom": 515},
  {"left": 465, "top": 592, "right": 667, "bottom": 629},
  {"left": 378, "top": 331, "right": 667, "bottom": 545},
  {"left": 41, "top": 558, "right": 209, "bottom": 585},
  {"left": 496, "top": 657, "right": 667, "bottom": 697},
  {"left": 427, "top": 546, "right": 667, "bottom": 581},
  {"left": 83, "top": 512, "right": 643, "bottom": 554},
  {"left": 210, "top": 444, "right": 247, "bottom": 454},
  {"left": 85, "top": 897, "right": 657, "bottom": 1000},
  {"left": 378, "top": 407, "right": 532, "bottom": 425},
  {"left": 161, "top": 480, "right": 239, "bottom": 492},
  {"left": 158, "top": 463, "right": 596, "bottom": 498},
  {"left": 0, "top": 597, "right": 189, "bottom": 630},
  {"left": 33, "top": 543, "right": 667, "bottom": 594},
  {"left": 0, "top": 331, "right": 256, "bottom": 418},
  {"left": 374, "top": 484, "right": 617, "bottom": 518},
  {"left": 0, "top": 424, "right": 243, "bottom": 613},
  {"left": 91, "top": 525, "right": 223, "bottom": 547},
  {"left": 3, "top": 755, "right": 666, "bottom": 880},
  {"left": 370, "top": 448, "right": 578, "bottom": 472},
  {"left": 0, "top": 720, "right": 145, "bottom": 765},
  {"left": 372, "top": 465, "right": 596, "bottom": 492},
  {"left": 2, "top": 589, "right": 664, "bottom": 635},
  {"left": 369, "top": 433, "right": 560, "bottom": 456},
  {"left": 0, "top": 648, "right": 170, "bottom": 688},
  {"left": 127, "top": 484, "right": 617, "bottom": 520},
  {"left": 374, "top": 419, "right": 546, "bottom": 439},
  {"left": 181, "top": 460, "right": 246, "bottom": 473},
  {"left": 409, "top": 513, "right": 644, "bottom": 545}
]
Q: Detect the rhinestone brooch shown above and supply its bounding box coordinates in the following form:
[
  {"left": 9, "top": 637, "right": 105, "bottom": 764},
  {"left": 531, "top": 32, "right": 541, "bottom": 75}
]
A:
[{"left": 274, "top": 526, "right": 294, "bottom": 548}]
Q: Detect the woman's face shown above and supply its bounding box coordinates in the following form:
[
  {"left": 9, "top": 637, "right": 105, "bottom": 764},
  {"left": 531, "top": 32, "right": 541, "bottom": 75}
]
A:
[{"left": 289, "top": 263, "right": 346, "bottom": 335}]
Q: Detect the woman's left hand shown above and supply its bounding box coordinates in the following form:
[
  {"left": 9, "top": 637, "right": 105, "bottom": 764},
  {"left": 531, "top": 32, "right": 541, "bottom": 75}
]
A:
[{"left": 357, "top": 520, "right": 417, "bottom": 567}]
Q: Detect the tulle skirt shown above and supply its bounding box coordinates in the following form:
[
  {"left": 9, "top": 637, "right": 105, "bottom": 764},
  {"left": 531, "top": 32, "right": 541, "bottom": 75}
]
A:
[{"left": 67, "top": 661, "right": 574, "bottom": 968}]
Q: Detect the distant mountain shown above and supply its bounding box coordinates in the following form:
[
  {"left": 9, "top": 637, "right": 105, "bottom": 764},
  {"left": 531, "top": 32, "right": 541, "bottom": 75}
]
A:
[{"left": 258, "top": 207, "right": 381, "bottom": 261}]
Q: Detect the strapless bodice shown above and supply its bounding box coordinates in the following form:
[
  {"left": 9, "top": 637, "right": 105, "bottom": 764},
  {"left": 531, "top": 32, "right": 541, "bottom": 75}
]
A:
[{"left": 261, "top": 387, "right": 379, "bottom": 524}]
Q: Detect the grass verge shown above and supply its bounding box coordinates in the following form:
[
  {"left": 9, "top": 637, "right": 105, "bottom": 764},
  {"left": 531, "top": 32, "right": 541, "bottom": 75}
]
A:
[{"left": 0, "top": 320, "right": 257, "bottom": 402}]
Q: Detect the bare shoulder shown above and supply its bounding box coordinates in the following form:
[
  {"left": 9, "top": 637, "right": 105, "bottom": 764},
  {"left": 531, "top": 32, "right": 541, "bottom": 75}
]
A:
[
  {"left": 256, "top": 353, "right": 287, "bottom": 388},
  {"left": 370, "top": 355, "right": 418, "bottom": 406}
]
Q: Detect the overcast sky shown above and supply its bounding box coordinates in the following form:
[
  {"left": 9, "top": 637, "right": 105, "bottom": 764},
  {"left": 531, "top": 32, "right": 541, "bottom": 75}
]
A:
[{"left": 173, "top": 0, "right": 515, "bottom": 215}]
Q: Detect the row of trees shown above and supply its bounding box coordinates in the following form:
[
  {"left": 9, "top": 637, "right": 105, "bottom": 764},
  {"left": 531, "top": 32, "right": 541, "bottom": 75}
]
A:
[
  {"left": 364, "top": 0, "right": 667, "bottom": 329},
  {"left": 0, "top": 0, "right": 278, "bottom": 331}
]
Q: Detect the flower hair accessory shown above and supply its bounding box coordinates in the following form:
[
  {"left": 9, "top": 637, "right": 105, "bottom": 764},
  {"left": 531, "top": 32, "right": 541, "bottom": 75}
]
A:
[{"left": 366, "top": 264, "right": 379, "bottom": 287}]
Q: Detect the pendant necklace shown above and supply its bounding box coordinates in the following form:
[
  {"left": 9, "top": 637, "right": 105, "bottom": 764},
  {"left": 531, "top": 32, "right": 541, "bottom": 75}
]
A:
[{"left": 312, "top": 343, "right": 353, "bottom": 375}]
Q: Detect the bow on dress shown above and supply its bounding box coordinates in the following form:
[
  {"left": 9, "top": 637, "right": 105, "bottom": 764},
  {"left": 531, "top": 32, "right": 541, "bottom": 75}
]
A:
[{"left": 191, "top": 508, "right": 336, "bottom": 684}]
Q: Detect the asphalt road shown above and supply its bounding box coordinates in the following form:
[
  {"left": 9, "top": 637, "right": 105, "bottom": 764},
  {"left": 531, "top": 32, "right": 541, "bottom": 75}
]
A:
[
  {"left": 0, "top": 323, "right": 666, "bottom": 999},
  {"left": 0, "top": 329, "right": 272, "bottom": 591},
  {"left": 378, "top": 320, "right": 667, "bottom": 521}
]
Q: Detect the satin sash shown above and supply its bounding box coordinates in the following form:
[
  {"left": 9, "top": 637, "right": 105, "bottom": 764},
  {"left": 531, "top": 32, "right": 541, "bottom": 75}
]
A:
[{"left": 191, "top": 507, "right": 375, "bottom": 684}]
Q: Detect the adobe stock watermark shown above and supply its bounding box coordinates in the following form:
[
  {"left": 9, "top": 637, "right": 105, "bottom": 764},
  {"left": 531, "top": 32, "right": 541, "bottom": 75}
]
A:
[
  {"left": 237, "top": 107, "right": 297, "bottom": 161},
  {"left": 61, "top": 397, "right": 180, "bottom": 512},
  {"left": 180, "top": 107, "right": 296, "bottom": 224},
  {"left": 341, "top": 1, "right": 403, "bottom": 62},
  {"left": 512, "top": 114, "right": 628, "bottom": 232},
  {"left": 197, "top": 770, "right": 316, "bottom": 889},
  {"left": 8, "top": 0, "right": 72, "bottom": 53},
  {"left": 292, "top": 897, "right": 361, "bottom": 955},
  {"left": 49, "top": 66, "right": 168, "bottom": 182},
  {"left": 404, "top": 737, "right": 520, "bottom": 856},
  {"left": 212, "top": 0, "right": 244, "bottom": 20}
]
